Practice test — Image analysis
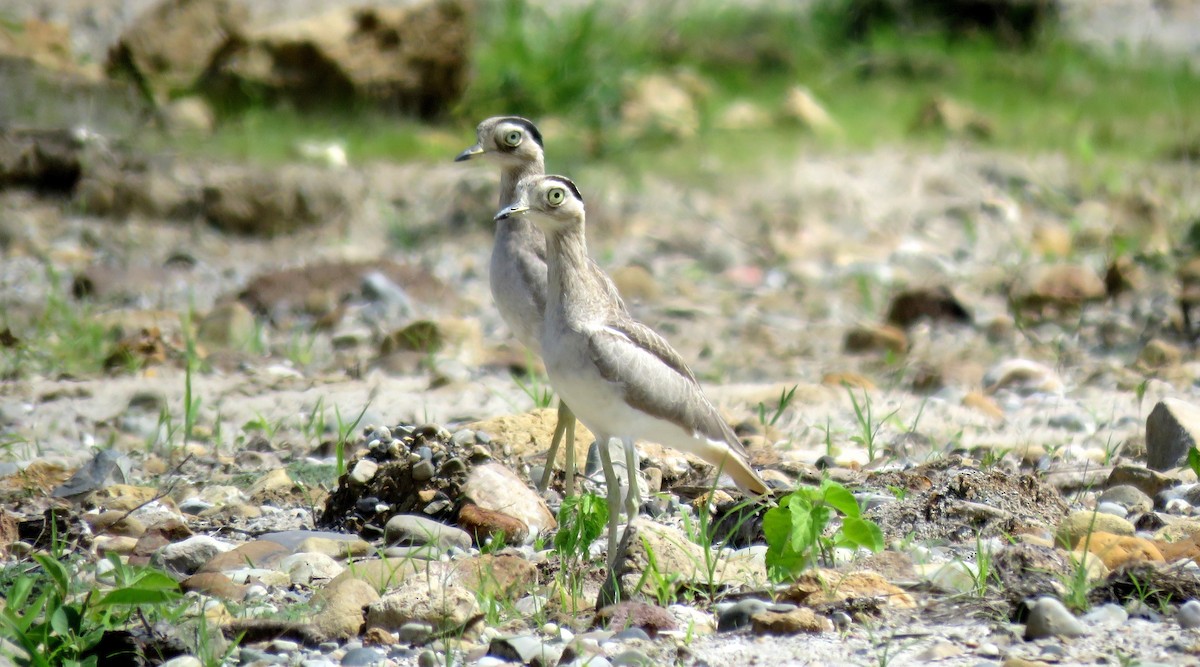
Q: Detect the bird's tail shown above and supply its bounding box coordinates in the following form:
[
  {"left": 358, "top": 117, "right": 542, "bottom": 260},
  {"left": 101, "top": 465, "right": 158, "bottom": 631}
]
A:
[{"left": 700, "top": 440, "right": 769, "bottom": 495}]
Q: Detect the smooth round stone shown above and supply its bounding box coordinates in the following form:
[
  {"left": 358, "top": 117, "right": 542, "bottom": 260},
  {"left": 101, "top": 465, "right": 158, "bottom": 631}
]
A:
[
  {"left": 451, "top": 430, "right": 475, "bottom": 446},
  {"left": 1095, "top": 502, "right": 1128, "bottom": 518},
  {"left": 355, "top": 497, "right": 381, "bottom": 514},
  {"left": 417, "top": 650, "right": 439, "bottom": 667},
  {"left": 179, "top": 498, "right": 215, "bottom": 514},
  {"left": 717, "top": 599, "right": 769, "bottom": 632},
  {"left": 1098, "top": 485, "right": 1154, "bottom": 514},
  {"left": 411, "top": 460, "right": 436, "bottom": 481},
  {"left": 831, "top": 611, "right": 852, "bottom": 631},
  {"left": 1180, "top": 600, "right": 1200, "bottom": 629},
  {"left": 398, "top": 622, "right": 434, "bottom": 644},
  {"left": 1024, "top": 597, "right": 1087, "bottom": 639},
  {"left": 271, "top": 639, "right": 299, "bottom": 653},
  {"left": 341, "top": 647, "right": 385, "bottom": 666},
  {"left": 609, "top": 627, "right": 651, "bottom": 642}
]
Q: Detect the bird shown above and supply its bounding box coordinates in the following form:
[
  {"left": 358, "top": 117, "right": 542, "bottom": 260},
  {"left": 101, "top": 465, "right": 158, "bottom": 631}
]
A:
[
  {"left": 494, "top": 174, "right": 770, "bottom": 594},
  {"left": 456, "top": 116, "right": 585, "bottom": 497}
]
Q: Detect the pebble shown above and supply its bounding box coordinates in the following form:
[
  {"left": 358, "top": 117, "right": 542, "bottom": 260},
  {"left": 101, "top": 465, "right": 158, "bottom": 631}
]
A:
[
  {"left": 716, "top": 598, "right": 769, "bottom": 631},
  {"left": 1097, "top": 485, "right": 1154, "bottom": 514},
  {"left": 1023, "top": 597, "right": 1088, "bottom": 639},
  {"left": 1178, "top": 600, "right": 1200, "bottom": 629},
  {"left": 340, "top": 647, "right": 385, "bottom": 666},
  {"left": 1095, "top": 502, "right": 1128, "bottom": 518},
  {"left": 383, "top": 514, "right": 471, "bottom": 551}
]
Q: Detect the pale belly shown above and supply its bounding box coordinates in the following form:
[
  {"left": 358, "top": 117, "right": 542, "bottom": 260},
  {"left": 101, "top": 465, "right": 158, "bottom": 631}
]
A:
[{"left": 543, "top": 330, "right": 694, "bottom": 448}]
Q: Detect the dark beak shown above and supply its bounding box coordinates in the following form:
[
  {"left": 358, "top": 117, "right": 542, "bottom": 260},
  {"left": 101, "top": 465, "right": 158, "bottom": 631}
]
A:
[
  {"left": 494, "top": 204, "right": 530, "bottom": 221},
  {"left": 455, "top": 145, "right": 484, "bottom": 162}
]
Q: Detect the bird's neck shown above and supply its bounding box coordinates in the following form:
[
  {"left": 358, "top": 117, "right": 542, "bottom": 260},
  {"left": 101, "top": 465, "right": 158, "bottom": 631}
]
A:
[
  {"left": 496, "top": 159, "right": 546, "bottom": 242},
  {"left": 546, "top": 223, "right": 598, "bottom": 321},
  {"left": 499, "top": 158, "right": 545, "bottom": 208}
]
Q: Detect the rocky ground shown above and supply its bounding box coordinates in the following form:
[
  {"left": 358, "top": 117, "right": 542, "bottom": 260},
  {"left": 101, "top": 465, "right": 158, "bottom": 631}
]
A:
[{"left": 4, "top": 1, "right": 1200, "bottom": 667}]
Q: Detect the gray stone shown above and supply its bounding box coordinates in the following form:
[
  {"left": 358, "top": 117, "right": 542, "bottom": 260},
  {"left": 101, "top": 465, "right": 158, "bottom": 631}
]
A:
[
  {"left": 488, "top": 635, "right": 562, "bottom": 665},
  {"left": 1178, "top": 600, "right": 1200, "bottom": 629},
  {"left": 1097, "top": 485, "right": 1154, "bottom": 514},
  {"left": 717, "top": 598, "right": 769, "bottom": 632},
  {"left": 1095, "top": 502, "right": 1128, "bottom": 518},
  {"left": 384, "top": 515, "right": 470, "bottom": 551},
  {"left": 153, "top": 535, "right": 234, "bottom": 576},
  {"left": 1023, "top": 597, "right": 1087, "bottom": 639},
  {"left": 411, "top": 459, "right": 435, "bottom": 482},
  {"left": 398, "top": 622, "right": 434, "bottom": 644},
  {"left": 341, "top": 647, "right": 385, "bottom": 666},
  {"left": 1146, "top": 398, "right": 1200, "bottom": 471}
]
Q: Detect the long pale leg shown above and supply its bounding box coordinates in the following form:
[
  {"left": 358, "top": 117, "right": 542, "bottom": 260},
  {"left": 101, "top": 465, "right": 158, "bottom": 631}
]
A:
[
  {"left": 563, "top": 411, "right": 577, "bottom": 498},
  {"left": 537, "top": 400, "right": 572, "bottom": 493},
  {"left": 597, "top": 435, "right": 622, "bottom": 570},
  {"left": 622, "top": 437, "right": 640, "bottom": 525},
  {"left": 597, "top": 434, "right": 626, "bottom": 607}
]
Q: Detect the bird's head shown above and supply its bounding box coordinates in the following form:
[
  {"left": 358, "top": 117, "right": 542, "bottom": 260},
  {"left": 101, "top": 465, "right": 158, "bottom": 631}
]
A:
[
  {"left": 455, "top": 116, "right": 544, "bottom": 166},
  {"left": 494, "top": 175, "right": 585, "bottom": 233}
]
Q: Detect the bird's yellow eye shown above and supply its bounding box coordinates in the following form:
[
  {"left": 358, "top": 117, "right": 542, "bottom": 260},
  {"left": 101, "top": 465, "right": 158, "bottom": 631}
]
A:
[
  {"left": 546, "top": 187, "right": 566, "bottom": 207},
  {"left": 503, "top": 130, "right": 522, "bottom": 147}
]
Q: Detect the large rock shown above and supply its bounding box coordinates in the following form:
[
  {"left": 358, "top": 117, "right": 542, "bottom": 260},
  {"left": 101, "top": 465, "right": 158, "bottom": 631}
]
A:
[
  {"left": 365, "top": 571, "right": 479, "bottom": 634},
  {"left": 1146, "top": 399, "right": 1200, "bottom": 471},
  {"left": 205, "top": 0, "right": 470, "bottom": 116},
  {"left": 0, "top": 129, "right": 86, "bottom": 194},
  {"left": 312, "top": 577, "right": 380, "bottom": 640},
  {"left": 202, "top": 165, "right": 354, "bottom": 236},
  {"left": 462, "top": 463, "right": 555, "bottom": 543},
  {"left": 608, "top": 518, "right": 766, "bottom": 602},
  {"left": 1010, "top": 264, "right": 1106, "bottom": 313},
  {"left": 107, "top": 0, "right": 249, "bottom": 104}
]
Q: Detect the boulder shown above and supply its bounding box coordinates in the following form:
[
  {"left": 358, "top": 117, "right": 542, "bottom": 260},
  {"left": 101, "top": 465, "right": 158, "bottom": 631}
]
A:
[
  {"left": 204, "top": 0, "right": 470, "bottom": 117},
  {"left": 107, "top": 0, "right": 248, "bottom": 104}
]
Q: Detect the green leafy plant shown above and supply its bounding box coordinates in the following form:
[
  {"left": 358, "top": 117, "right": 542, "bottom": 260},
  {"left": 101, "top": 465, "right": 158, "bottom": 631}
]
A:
[
  {"left": 763, "top": 479, "right": 884, "bottom": 582},
  {"left": 0, "top": 554, "right": 183, "bottom": 667},
  {"left": 1187, "top": 447, "right": 1200, "bottom": 479},
  {"left": 553, "top": 492, "right": 608, "bottom": 610}
]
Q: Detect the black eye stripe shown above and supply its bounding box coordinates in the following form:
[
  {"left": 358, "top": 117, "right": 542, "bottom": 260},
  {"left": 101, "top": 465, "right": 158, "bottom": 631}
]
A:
[{"left": 493, "top": 116, "right": 543, "bottom": 149}]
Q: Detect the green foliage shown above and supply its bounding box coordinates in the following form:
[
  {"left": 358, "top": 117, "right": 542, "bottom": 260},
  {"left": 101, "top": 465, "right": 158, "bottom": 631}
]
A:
[
  {"left": 0, "top": 554, "right": 183, "bottom": 667},
  {"left": 1, "top": 271, "right": 119, "bottom": 380},
  {"left": 552, "top": 491, "right": 608, "bottom": 612},
  {"left": 1188, "top": 447, "right": 1200, "bottom": 480},
  {"left": 763, "top": 480, "right": 884, "bottom": 582},
  {"left": 757, "top": 385, "right": 798, "bottom": 429},
  {"left": 554, "top": 492, "right": 608, "bottom": 560}
]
